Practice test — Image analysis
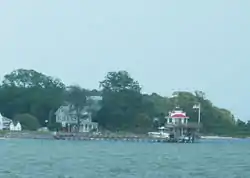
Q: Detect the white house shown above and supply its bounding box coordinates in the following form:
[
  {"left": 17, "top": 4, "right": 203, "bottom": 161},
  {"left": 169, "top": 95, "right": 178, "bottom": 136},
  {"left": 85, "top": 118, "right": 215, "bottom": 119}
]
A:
[
  {"left": 0, "top": 113, "right": 22, "bottom": 131},
  {"left": 0, "top": 113, "right": 13, "bottom": 130},
  {"left": 9, "top": 122, "right": 22, "bottom": 131},
  {"left": 55, "top": 96, "right": 102, "bottom": 132}
]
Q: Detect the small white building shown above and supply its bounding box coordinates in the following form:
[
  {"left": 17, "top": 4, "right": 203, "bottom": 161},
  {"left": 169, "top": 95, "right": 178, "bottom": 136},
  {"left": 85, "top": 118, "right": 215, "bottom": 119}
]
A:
[
  {"left": 165, "top": 108, "right": 199, "bottom": 138},
  {"left": 9, "top": 122, "right": 22, "bottom": 131}
]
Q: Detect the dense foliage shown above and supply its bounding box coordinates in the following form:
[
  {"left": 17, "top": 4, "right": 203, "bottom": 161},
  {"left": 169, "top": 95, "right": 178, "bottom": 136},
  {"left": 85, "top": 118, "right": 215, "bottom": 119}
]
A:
[
  {"left": 14, "top": 113, "right": 40, "bottom": 131},
  {"left": 0, "top": 69, "right": 249, "bottom": 136}
]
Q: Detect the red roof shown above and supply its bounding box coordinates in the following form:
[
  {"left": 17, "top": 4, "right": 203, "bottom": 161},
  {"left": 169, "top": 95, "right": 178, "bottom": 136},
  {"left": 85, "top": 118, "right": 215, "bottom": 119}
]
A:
[
  {"left": 170, "top": 113, "right": 189, "bottom": 118},
  {"left": 167, "top": 110, "right": 189, "bottom": 119}
]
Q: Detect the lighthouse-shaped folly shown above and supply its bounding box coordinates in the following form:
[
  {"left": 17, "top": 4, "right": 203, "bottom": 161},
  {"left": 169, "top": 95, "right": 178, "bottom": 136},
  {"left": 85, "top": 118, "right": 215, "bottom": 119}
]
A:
[{"left": 165, "top": 107, "right": 199, "bottom": 139}]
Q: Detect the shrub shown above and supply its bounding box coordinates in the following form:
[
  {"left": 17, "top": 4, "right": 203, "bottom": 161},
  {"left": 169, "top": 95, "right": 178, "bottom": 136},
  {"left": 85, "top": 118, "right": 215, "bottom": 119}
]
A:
[{"left": 14, "top": 113, "right": 40, "bottom": 131}]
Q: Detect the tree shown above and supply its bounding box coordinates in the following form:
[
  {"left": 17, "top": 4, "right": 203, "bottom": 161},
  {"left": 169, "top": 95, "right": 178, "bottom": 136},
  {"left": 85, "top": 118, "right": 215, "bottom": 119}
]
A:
[
  {"left": 65, "top": 85, "right": 87, "bottom": 132},
  {"left": 134, "top": 113, "right": 152, "bottom": 133},
  {"left": 2, "top": 69, "right": 64, "bottom": 89},
  {"left": 14, "top": 113, "right": 40, "bottom": 130},
  {"left": 100, "top": 71, "right": 141, "bottom": 93},
  {"left": 141, "top": 90, "right": 240, "bottom": 135},
  {"left": 143, "top": 93, "right": 173, "bottom": 115},
  {"left": 166, "top": 91, "right": 238, "bottom": 135},
  {"left": 0, "top": 69, "right": 65, "bottom": 126},
  {"left": 0, "top": 68, "right": 248, "bottom": 136},
  {"left": 97, "top": 71, "right": 149, "bottom": 131}
]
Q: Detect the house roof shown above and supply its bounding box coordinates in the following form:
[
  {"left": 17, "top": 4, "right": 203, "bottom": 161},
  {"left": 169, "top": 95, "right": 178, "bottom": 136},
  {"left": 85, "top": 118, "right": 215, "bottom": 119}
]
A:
[
  {"left": 3, "top": 117, "right": 12, "bottom": 122},
  {"left": 55, "top": 95, "right": 102, "bottom": 115},
  {"left": 0, "top": 114, "right": 12, "bottom": 123},
  {"left": 87, "top": 96, "right": 102, "bottom": 101},
  {"left": 167, "top": 110, "right": 189, "bottom": 119},
  {"left": 55, "top": 105, "right": 87, "bottom": 115}
]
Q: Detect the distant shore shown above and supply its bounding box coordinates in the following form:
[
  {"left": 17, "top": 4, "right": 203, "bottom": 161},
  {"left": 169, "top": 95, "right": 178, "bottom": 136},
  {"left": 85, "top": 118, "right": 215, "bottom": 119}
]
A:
[
  {"left": 201, "top": 136, "right": 235, "bottom": 139},
  {"left": 201, "top": 135, "right": 250, "bottom": 139}
]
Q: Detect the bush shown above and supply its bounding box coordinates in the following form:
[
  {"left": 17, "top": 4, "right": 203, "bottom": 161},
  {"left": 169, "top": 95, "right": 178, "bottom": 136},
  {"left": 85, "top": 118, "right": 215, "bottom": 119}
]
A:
[
  {"left": 48, "top": 122, "right": 62, "bottom": 131},
  {"left": 14, "top": 113, "right": 40, "bottom": 131}
]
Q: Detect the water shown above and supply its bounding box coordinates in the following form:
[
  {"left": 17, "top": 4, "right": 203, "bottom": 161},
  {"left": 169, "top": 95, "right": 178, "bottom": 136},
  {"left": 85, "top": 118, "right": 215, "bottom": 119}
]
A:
[{"left": 0, "top": 139, "right": 250, "bottom": 178}]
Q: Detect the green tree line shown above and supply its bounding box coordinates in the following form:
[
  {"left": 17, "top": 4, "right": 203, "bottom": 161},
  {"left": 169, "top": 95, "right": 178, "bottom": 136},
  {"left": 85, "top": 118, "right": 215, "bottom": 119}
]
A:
[{"left": 0, "top": 69, "right": 249, "bottom": 136}]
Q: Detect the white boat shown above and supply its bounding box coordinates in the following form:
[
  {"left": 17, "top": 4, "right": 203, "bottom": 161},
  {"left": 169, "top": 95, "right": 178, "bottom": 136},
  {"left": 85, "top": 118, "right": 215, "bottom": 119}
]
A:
[
  {"left": 148, "top": 132, "right": 170, "bottom": 138},
  {"left": 148, "top": 127, "right": 170, "bottom": 139}
]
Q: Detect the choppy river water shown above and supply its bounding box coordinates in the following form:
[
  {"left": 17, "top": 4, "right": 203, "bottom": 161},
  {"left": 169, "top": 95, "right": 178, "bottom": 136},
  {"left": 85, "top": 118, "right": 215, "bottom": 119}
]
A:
[{"left": 0, "top": 138, "right": 250, "bottom": 178}]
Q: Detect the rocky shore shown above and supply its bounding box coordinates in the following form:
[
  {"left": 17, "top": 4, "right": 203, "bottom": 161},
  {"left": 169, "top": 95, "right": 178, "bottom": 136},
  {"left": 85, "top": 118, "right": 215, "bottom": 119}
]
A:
[{"left": 1, "top": 131, "right": 54, "bottom": 140}]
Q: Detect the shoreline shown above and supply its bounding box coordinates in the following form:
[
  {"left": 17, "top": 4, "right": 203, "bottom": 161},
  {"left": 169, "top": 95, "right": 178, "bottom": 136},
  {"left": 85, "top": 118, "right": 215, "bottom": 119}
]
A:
[
  {"left": 1, "top": 131, "right": 250, "bottom": 141},
  {"left": 201, "top": 135, "right": 250, "bottom": 139}
]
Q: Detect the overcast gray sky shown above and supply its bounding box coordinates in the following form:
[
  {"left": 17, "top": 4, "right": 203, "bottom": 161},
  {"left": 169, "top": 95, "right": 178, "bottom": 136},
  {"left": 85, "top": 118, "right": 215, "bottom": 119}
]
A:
[{"left": 0, "top": 1, "right": 249, "bottom": 120}]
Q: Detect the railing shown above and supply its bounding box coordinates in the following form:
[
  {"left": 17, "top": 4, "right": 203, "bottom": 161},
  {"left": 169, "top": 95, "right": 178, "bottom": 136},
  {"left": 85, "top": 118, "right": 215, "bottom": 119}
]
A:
[{"left": 165, "top": 122, "right": 202, "bottom": 129}]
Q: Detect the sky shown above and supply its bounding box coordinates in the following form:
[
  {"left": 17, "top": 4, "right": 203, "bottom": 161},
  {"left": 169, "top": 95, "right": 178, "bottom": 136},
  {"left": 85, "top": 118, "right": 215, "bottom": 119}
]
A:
[{"left": 0, "top": 1, "right": 249, "bottom": 120}]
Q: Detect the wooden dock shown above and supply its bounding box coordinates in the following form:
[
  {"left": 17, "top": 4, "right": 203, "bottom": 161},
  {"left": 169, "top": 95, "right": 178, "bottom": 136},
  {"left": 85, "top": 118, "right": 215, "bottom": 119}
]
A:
[{"left": 53, "top": 133, "right": 197, "bottom": 143}]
